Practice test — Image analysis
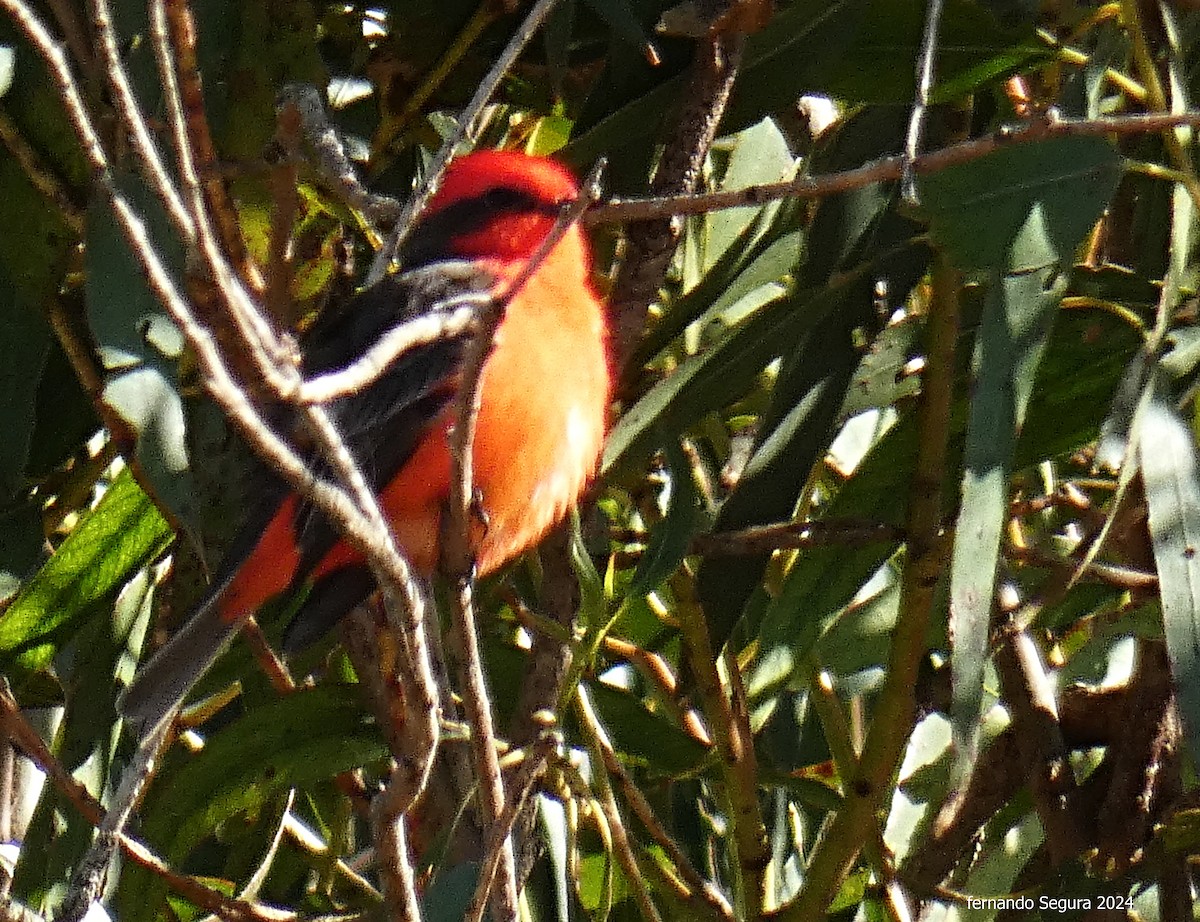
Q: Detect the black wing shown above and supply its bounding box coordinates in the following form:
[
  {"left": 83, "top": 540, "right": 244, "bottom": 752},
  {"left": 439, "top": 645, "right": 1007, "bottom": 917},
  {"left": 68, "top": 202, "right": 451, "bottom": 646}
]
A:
[{"left": 212, "top": 262, "right": 495, "bottom": 600}]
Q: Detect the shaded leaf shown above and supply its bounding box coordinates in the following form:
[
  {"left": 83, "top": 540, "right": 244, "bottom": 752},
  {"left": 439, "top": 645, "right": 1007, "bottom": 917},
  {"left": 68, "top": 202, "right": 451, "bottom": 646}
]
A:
[
  {"left": 1141, "top": 376, "right": 1200, "bottom": 764},
  {"left": 922, "top": 135, "right": 1122, "bottom": 767},
  {"left": 122, "top": 686, "right": 387, "bottom": 920},
  {"left": 920, "top": 136, "right": 1122, "bottom": 271},
  {"left": 85, "top": 177, "right": 196, "bottom": 535},
  {"left": 586, "top": 680, "right": 709, "bottom": 775},
  {"left": 630, "top": 440, "right": 705, "bottom": 595}
]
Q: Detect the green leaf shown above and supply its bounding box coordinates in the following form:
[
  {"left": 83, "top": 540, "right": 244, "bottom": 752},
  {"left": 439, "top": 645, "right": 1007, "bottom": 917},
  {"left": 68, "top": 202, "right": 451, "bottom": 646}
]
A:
[
  {"left": 0, "top": 289, "right": 49, "bottom": 497},
  {"left": 949, "top": 266, "right": 1065, "bottom": 762},
  {"left": 636, "top": 212, "right": 803, "bottom": 368},
  {"left": 581, "top": 0, "right": 654, "bottom": 55},
  {"left": 0, "top": 468, "right": 172, "bottom": 679},
  {"left": 920, "top": 136, "right": 1123, "bottom": 272},
  {"left": 704, "top": 118, "right": 795, "bottom": 268},
  {"left": 922, "top": 136, "right": 1122, "bottom": 768},
  {"left": 0, "top": 273, "right": 52, "bottom": 602},
  {"left": 121, "top": 686, "right": 387, "bottom": 921},
  {"left": 747, "top": 410, "right": 938, "bottom": 698},
  {"left": 1141, "top": 377, "right": 1200, "bottom": 765},
  {"left": 422, "top": 863, "right": 480, "bottom": 922},
  {"left": 11, "top": 571, "right": 155, "bottom": 909},
  {"left": 585, "top": 680, "right": 709, "bottom": 775},
  {"left": 630, "top": 439, "right": 704, "bottom": 595},
  {"left": 85, "top": 176, "right": 201, "bottom": 541}
]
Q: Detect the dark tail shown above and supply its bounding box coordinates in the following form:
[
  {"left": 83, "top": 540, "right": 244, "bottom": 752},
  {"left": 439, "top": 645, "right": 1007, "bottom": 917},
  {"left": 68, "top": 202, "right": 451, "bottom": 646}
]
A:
[{"left": 117, "top": 588, "right": 241, "bottom": 737}]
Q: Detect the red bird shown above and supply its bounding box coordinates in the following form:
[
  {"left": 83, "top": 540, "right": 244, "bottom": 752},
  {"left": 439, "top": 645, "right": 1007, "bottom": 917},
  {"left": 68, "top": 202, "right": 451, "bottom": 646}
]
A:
[{"left": 119, "top": 151, "right": 611, "bottom": 731}]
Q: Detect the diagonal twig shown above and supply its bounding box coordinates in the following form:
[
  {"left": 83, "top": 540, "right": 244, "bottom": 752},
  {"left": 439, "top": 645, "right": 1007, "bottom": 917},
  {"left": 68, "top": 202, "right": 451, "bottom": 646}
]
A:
[{"left": 368, "top": 0, "right": 563, "bottom": 284}]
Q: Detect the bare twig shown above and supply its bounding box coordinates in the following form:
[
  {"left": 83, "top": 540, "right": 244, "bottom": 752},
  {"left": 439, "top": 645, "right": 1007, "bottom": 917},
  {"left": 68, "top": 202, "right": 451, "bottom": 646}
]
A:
[
  {"left": 87, "top": 0, "right": 193, "bottom": 237},
  {"left": 159, "top": 0, "right": 264, "bottom": 292},
  {"left": 670, "top": 570, "right": 766, "bottom": 920},
  {"left": 265, "top": 102, "right": 301, "bottom": 324},
  {"left": 607, "top": 30, "right": 744, "bottom": 372},
  {"left": 148, "top": 0, "right": 282, "bottom": 368},
  {"left": 466, "top": 731, "right": 559, "bottom": 922},
  {"left": 369, "top": 0, "right": 562, "bottom": 284},
  {"left": 692, "top": 519, "right": 904, "bottom": 557},
  {"left": 291, "top": 277, "right": 489, "bottom": 403},
  {"left": 341, "top": 608, "right": 427, "bottom": 922},
  {"left": 590, "top": 112, "right": 1200, "bottom": 226},
  {"left": 1005, "top": 543, "right": 1159, "bottom": 590},
  {"left": 992, "top": 619, "right": 1082, "bottom": 867},
  {"left": 57, "top": 721, "right": 172, "bottom": 922},
  {"left": 277, "top": 83, "right": 402, "bottom": 232},
  {"left": 440, "top": 163, "right": 603, "bottom": 921},
  {"left": 576, "top": 687, "right": 665, "bottom": 922},
  {"left": 902, "top": 0, "right": 944, "bottom": 202},
  {"left": 0, "top": 684, "right": 287, "bottom": 922},
  {"left": 0, "top": 109, "right": 84, "bottom": 233},
  {"left": 579, "top": 685, "right": 733, "bottom": 920}
]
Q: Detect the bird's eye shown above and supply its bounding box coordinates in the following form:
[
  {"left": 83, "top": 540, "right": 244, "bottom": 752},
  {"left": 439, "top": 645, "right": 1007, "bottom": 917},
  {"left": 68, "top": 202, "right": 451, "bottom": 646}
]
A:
[{"left": 479, "top": 186, "right": 519, "bottom": 211}]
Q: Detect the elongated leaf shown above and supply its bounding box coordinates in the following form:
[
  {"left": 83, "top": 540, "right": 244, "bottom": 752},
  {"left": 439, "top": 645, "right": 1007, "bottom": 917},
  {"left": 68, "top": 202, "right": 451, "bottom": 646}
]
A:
[
  {"left": 0, "top": 285, "right": 49, "bottom": 501},
  {"left": 920, "top": 137, "right": 1122, "bottom": 272},
  {"left": 0, "top": 469, "right": 172, "bottom": 680},
  {"left": 11, "top": 571, "right": 154, "bottom": 909},
  {"left": 630, "top": 440, "right": 705, "bottom": 595},
  {"left": 1141, "top": 378, "right": 1200, "bottom": 764},
  {"left": 949, "top": 264, "right": 1064, "bottom": 761},
  {"left": 585, "top": 680, "right": 709, "bottom": 775},
  {"left": 696, "top": 194, "right": 930, "bottom": 650},
  {"left": 922, "top": 136, "right": 1122, "bottom": 767},
  {"left": 120, "top": 686, "right": 387, "bottom": 921}
]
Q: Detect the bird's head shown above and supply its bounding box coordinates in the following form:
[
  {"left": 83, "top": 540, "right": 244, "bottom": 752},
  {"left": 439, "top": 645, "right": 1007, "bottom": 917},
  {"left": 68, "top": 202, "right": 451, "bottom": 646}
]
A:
[{"left": 402, "top": 150, "right": 582, "bottom": 268}]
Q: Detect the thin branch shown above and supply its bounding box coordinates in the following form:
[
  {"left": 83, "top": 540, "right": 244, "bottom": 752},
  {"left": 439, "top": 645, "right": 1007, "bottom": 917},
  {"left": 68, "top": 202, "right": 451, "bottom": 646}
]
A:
[
  {"left": 0, "top": 109, "right": 84, "bottom": 233},
  {"left": 148, "top": 0, "right": 282, "bottom": 368},
  {"left": 670, "top": 570, "right": 766, "bottom": 920},
  {"left": 277, "top": 83, "right": 401, "bottom": 233},
  {"left": 902, "top": 0, "right": 944, "bottom": 202},
  {"left": 0, "top": 684, "right": 287, "bottom": 922},
  {"left": 87, "top": 0, "right": 194, "bottom": 238},
  {"left": 44, "top": 0, "right": 96, "bottom": 85},
  {"left": 368, "top": 0, "right": 562, "bottom": 284},
  {"left": 1005, "top": 543, "right": 1159, "bottom": 589},
  {"left": 607, "top": 29, "right": 743, "bottom": 372},
  {"left": 58, "top": 721, "right": 173, "bottom": 922},
  {"left": 779, "top": 253, "right": 960, "bottom": 920},
  {"left": 579, "top": 685, "right": 733, "bottom": 920},
  {"left": 576, "top": 688, "right": 665, "bottom": 922},
  {"left": 692, "top": 519, "right": 904, "bottom": 557},
  {"left": 159, "top": 0, "right": 264, "bottom": 292},
  {"left": 992, "top": 619, "right": 1082, "bottom": 867},
  {"left": 265, "top": 103, "right": 301, "bottom": 324},
  {"left": 290, "top": 282, "right": 488, "bottom": 403},
  {"left": 466, "top": 732, "right": 559, "bottom": 922},
  {"left": 590, "top": 112, "right": 1200, "bottom": 226},
  {"left": 440, "top": 163, "right": 604, "bottom": 920}
]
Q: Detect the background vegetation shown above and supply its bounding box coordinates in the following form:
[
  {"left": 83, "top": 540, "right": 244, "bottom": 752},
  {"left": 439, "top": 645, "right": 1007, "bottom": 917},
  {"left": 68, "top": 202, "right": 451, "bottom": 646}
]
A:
[{"left": 2, "top": 0, "right": 1200, "bottom": 919}]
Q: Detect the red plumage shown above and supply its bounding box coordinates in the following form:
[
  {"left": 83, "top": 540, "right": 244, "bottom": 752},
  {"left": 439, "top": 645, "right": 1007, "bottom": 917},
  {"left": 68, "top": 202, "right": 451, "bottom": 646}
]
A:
[{"left": 119, "top": 151, "right": 610, "bottom": 731}]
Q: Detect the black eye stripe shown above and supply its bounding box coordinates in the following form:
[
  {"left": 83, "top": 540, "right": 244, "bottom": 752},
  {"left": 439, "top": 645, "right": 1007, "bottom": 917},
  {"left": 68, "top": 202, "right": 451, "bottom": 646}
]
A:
[{"left": 401, "top": 186, "right": 563, "bottom": 267}]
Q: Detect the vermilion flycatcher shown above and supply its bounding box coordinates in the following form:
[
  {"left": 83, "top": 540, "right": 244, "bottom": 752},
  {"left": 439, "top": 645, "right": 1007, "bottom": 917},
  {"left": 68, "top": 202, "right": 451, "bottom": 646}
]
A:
[{"left": 120, "top": 150, "right": 610, "bottom": 731}]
